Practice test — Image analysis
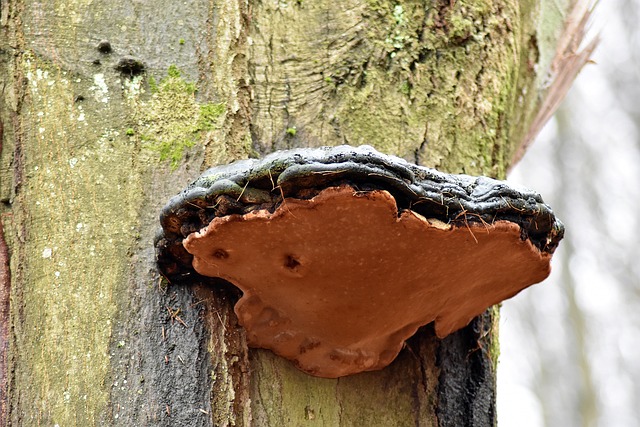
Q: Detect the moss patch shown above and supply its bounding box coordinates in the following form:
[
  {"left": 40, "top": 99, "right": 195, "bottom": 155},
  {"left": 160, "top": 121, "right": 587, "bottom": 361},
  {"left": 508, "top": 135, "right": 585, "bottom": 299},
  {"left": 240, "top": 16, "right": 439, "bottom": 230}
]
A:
[
  {"left": 130, "top": 65, "right": 226, "bottom": 169},
  {"left": 249, "top": 0, "right": 522, "bottom": 177},
  {"left": 332, "top": 0, "right": 520, "bottom": 176}
]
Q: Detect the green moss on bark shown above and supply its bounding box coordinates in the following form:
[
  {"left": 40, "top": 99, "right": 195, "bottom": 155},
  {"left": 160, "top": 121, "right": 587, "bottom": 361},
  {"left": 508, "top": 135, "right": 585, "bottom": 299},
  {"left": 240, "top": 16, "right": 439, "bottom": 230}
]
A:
[
  {"left": 250, "top": 0, "right": 522, "bottom": 177},
  {"left": 126, "top": 66, "right": 226, "bottom": 169},
  {"left": 336, "top": 0, "right": 520, "bottom": 176}
]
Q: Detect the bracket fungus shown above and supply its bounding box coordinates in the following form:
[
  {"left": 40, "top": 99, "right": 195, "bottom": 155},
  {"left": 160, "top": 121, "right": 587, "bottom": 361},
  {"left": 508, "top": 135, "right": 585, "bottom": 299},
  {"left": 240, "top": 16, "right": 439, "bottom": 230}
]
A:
[{"left": 156, "top": 145, "right": 564, "bottom": 378}]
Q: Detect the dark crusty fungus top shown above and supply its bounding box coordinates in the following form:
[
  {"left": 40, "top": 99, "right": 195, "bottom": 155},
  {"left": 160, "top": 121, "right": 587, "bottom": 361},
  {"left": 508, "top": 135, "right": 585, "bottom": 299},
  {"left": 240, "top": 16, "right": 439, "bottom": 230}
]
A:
[{"left": 156, "top": 145, "right": 564, "bottom": 378}]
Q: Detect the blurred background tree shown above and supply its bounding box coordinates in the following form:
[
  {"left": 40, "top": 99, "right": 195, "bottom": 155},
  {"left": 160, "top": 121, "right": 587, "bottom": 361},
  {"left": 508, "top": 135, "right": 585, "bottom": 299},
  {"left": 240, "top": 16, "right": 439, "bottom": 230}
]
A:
[{"left": 499, "top": 1, "right": 640, "bottom": 426}]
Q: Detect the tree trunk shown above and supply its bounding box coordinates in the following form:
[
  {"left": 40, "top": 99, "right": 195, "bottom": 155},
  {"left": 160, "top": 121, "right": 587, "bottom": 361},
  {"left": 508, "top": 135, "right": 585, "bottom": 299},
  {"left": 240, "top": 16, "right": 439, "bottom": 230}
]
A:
[{"left": 0, "top": 0, "right": 582, "bottom": 425}]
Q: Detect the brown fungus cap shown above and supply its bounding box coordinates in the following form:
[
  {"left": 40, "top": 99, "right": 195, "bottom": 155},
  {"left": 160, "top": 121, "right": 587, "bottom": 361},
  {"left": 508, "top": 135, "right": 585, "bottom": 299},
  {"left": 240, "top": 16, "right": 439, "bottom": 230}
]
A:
[
  {"left": 184, "top": 186, "right": 550, "bottom": 378},
  {"left": 156, "top": 145, "right": 563, "bottom": 378}
]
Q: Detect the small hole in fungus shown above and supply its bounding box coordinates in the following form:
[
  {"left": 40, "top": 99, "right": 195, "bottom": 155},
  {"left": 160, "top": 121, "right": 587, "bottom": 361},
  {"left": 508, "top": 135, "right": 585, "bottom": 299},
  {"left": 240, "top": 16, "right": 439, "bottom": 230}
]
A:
[
  {"left": 213, "top": 249, "right": 229, "bottom": 259},
  {"left": 284, "top": 255, "right": 301, "bottom": 270}
]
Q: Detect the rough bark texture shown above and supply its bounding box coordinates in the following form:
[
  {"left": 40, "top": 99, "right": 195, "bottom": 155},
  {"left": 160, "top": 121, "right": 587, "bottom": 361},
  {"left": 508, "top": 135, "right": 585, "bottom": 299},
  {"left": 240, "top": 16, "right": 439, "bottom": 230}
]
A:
[
  {"left": 0, "top": 216, "right": 10, "bottom": 425},
  {"left": 0, "top": 0, "right": 575, "bottom": 425}
]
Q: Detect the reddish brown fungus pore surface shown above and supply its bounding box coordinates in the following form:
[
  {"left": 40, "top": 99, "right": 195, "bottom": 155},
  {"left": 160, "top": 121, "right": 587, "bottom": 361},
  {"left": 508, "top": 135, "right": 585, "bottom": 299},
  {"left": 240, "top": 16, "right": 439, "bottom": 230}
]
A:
[{"left": 183, "top": 186, "right": 551, "bottom": 378}]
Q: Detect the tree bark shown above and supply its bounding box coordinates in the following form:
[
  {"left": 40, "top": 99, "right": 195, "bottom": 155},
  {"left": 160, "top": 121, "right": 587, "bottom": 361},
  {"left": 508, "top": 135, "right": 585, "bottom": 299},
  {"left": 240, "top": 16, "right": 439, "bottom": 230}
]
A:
[{"left": 0, "top": 0, "right": 580, "bottom": 425}]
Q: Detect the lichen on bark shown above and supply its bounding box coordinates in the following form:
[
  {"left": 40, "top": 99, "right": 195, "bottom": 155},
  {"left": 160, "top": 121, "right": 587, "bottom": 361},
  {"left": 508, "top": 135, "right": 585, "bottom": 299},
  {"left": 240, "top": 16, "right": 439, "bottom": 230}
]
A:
[{"left": 10, "top": 54, "right": 143, "bottom": 424}]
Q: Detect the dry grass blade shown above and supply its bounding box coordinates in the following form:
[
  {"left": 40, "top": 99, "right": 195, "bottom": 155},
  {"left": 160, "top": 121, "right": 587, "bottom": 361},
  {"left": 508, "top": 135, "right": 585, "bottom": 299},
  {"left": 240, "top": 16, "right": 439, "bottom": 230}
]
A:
[{"left": 509, "top": 0, "right": 599, "bottom": 171}]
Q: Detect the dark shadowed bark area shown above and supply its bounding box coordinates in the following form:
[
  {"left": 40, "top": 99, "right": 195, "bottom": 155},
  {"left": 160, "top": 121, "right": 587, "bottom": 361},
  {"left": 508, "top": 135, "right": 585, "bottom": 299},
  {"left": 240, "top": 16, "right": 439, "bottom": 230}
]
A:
[{"left": 0, "top": 0, "right": 587, "bottom": 425}]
